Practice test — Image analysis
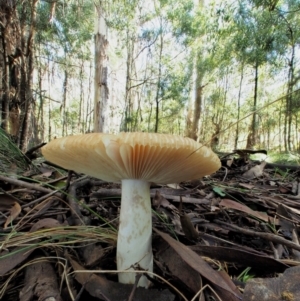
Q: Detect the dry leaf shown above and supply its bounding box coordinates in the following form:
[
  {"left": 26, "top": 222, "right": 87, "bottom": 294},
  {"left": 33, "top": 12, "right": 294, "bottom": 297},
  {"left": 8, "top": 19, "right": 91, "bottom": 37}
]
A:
[
  {"left": 242, "top": 161, "right": 267, "bottom": 179},
  {"left": 30, "top": 218, "right": 62, "bottom": 232},
  {"left": 220, "top": 199, "right": 269, "bottom": 222},
  {"left": 0, "top": 194, "right": 17, "bottom": 210},
  {"left": 156, "top": 238, "right": 202, "bottom": 293},
  {"left": 4, "top": 202, "right": 21, "bottom": 229},
  {"left": 239, "top": 183, "right": 255, "bottom": 189},
  {"left": 69, "top": 257, "right": 175, "bottom": 301},
  {"left": 180, "top": 213, "right": 199, "bottom": 240},
  {"left": 154, "top": 228, "right": 242, "bottom": 301},
  {"left": 19, "top": 256, "right": 63, "bottom": 301}
]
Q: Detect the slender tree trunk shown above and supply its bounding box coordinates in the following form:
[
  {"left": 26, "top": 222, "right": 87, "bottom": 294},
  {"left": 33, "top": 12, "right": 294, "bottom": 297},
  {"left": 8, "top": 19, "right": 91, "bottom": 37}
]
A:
[
  {"left": 148, "top": 102, "right": 153, "bottom": 132},
  {"left": 36, "top": 51, "right": 44, "bottom": 141},
  {"left": 86, "top": 61, "right": 93, "bottom": 133},
  {"left": 235, "top": 64, "right": 244, "bottom": 149},
  {"left": 0, "top": 30, "right": 10, "bottom": 132},
  {"left": 0, "top": 0, "right": 20, "bottom": 137},
  {"left": 279, "top": 104, "right": 283, "bottom": 152},
  {"left": 185, "top": 56, "right": 196, "bottom": 138},
  {"left": 192, "top": 81, "right": 203, "bottom": 141},
  {"left": 246, "top": 62, "right": 259, "bottom": 148},
  {"left": 154, "top": 23, "right": 163, "bottom": 133},
  {"left": 48, "top": 59, "right": 52, "bottom": 141},
  {"left": 78, "top": 61, "right": 84, "bottom": 132},
  {"left": 185, "top": 0, "right": 204, "bottom": 141},
  {"left": 61, "top": 69, "right": 68, "bottom": 136},
  {"left": 285, "top": 44, "right": 295, "bottom": 151},
  {"left": 124, "top": 30, "right": 133, "bottom": 132},
  {"left": 295, "top": 115, "right": 299, "bottom": 151},
  {"left": 94, "top": 3, "right": 109, "bottom": 133}
]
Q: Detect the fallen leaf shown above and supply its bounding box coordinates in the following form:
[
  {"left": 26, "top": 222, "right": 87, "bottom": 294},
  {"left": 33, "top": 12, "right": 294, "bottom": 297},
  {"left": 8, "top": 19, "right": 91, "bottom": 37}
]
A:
[
  {"left": 180, "top": 213, "right": 199, "bottom": 240},
  {"left": 0, "top": 194, "right": 18, "bottom": 210},
  {"left": 4, "top": 202, "right": 21, "bottom": 229},
  {"left": 242, "top": 161, "right": 267, "bottom": 179},
  {"left": 220, "top": 199, "right": 269, "bottom": 222},
  {"left": 69, "top": 257, "right": 175, "bottom": 301},
  {"left": 29, "top": 218, "right": 62, "bottom": 232},
  {"left": 154, "top": 228, "right": 242, "bottom": 301},
  {"left": 156, "top": 238, "right": 202, "bottom": 293},
  {"left": 189, "top": 245, "right": 288, "bottom": 274},
  {"left": 19, "top": 256, "right": 63, "bottom": 301},
  {"left": 152, "top": 190, "right": 177, "bottom": 211},
  {"left": 239, "top": 183, "right": 255, "bottom": 189}
]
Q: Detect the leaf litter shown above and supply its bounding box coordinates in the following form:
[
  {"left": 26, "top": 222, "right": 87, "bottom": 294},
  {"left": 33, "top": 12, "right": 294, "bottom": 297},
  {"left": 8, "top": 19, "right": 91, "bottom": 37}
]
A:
[{"left": 0, "top": 148, "right": 300, "bottom": 300}]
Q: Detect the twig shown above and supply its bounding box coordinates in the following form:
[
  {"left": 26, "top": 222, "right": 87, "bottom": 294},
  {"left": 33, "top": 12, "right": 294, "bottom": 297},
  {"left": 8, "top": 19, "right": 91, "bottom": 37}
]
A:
[
  {"left": 127, "top": 273, "right": 142, "bottom": 301},
  {"left": 0, "top": 175, "right": 54, "bottom": 194},
  {"left": 215, "top": 219, "right": 300, "bottom": 252},
  {"left": 73, "top": 284, "right": 85, "bottom": 301},
  {"left": 67, "top": 178, "right": 91, "bottom": 225},
  {"left": 21, "top": 189, "right": 59, "bottom": 208}
]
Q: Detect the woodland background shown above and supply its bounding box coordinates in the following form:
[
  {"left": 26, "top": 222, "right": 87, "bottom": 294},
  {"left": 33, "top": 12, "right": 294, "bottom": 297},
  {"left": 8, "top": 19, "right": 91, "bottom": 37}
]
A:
[{"left": 1, "top": 0, "right": 300, "bottom": 154}]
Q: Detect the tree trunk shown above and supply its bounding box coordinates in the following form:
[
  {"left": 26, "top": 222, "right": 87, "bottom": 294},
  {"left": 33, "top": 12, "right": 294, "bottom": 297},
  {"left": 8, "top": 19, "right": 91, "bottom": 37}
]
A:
[
  {"left": 20, "top": 0, "right": 38, "bottom": 151},
  {"left": 94, "top": 3, "right": 109, "bottom": 133},
  {"left": 36, "top": 48, "right": 44, "bottom": 142},
  {"left": 87, "top": 61, "right": 93, "bottom": 133},
  {"left": 61, "top": 69, "right": 68, "bottom": 136},
  {"left": 0, "top": 0, "right": 38, "bottom": 150},
  {"left": 235, "top": 64, "right": 244, "bottom": 149},
  {"left": 185, "top": 0, "right": 204, "bottom": 141},
  {"left": 154, "top": 21, "right": 163, "bottom": 133},
  {"left": 0, "top": 0, "right": 19, "bottom": 136},
  {"left": 123, "top": 30, "right": 133, "bottom": 132},
  {"left": 285, "top": 43, "right": 295, "bottom": 151},
  {"left": 246, "top": 63, "right": 259, "bottom": 148},
  {"left": 191, "top": 81, "right": 203, "bottom": 141},
  {"left": 78, "top": 61, "right": 84, "bottom": 132}
]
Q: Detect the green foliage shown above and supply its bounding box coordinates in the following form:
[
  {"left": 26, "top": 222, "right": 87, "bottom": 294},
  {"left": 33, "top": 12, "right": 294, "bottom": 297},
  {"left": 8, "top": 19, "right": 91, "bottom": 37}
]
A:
[
  {"left": 0, "top": 129, "right": 29, "bottom": 173},
  {"left": 237, "top": 267, "right": 255, "bottom": 283},
  {"left": 267, "top": 152, "right": 300, "bottom": 164},
  {"left": 25, "top": 0, "right": 300, "bottom": 152}
]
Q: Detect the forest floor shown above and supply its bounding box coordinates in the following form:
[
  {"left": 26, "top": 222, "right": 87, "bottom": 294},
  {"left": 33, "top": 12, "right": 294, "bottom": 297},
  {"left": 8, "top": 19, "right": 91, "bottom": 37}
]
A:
[{"left": 0, "top": 148, "right": 300, "bottom": 301}]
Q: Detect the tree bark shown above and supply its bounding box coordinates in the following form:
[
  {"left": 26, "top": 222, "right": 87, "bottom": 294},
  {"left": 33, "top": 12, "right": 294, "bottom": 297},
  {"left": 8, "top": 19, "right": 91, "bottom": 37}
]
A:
[
  {"left": 123, "top": 29, "right": 133, "bottom": 132},
  {"left": 285, "top": 44, "right": 295, "bottom": 151},
  {"left": 94, "top": 3, "right": 109, "bottom": 133},
  {"left": 61, "top": 69, "right": 68, "bottom": 136},
  {"left": 19, "top": 0, "right": 38, "bottom": 151},
  {"left": 192, "top": 82, "right": 203, "bottom": 141},
  {"left": 0, "top": 0, "right": 19, "bottom": 135},
  {"left": 235, "top": 64, "right": 244, "bottom": 149},
  {"left": 185, "top": 0, "right": 204, "bottom": 141},
  {"left": 154, "top": 21, "right": 163, "bottom": 133},
  {"left": 246, "top": 62, "right": 259, "bottom": 149}
]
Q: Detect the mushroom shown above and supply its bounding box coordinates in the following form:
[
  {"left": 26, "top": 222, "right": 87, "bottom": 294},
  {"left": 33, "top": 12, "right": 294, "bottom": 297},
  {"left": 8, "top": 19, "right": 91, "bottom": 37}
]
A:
[{"left": 42, "top": 132, "right": 221, "bottom": 287}]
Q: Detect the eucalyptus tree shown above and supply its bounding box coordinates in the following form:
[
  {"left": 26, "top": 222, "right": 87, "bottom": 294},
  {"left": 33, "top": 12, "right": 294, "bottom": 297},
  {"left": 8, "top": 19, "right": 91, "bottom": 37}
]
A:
[
  {"left": 94, "top": 0, "right": 109, "bottom": 133},
  {"left": 35, "top": 0, "right": 94, "bottom": 139},
  {"left": 229, "top": 1, "right": 286, "bottom": 148},
  {"left": 104, "top": 0, "right": 190, "bottom": 133},
  {"left": 275, "top": 1, "right": 300, "bottom": 151}
]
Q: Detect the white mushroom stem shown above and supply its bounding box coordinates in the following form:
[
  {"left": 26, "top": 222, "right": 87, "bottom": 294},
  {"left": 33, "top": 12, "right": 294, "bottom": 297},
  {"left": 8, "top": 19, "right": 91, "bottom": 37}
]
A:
[{"left": 117, "top": 179, "right": 153, "bottom": 287}]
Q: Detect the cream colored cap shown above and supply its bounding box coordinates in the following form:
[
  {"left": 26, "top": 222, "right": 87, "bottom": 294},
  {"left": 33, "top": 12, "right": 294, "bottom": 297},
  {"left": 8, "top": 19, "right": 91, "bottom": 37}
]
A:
[{"left": 42, "top": 132, "right": 221, "bottom": 183}]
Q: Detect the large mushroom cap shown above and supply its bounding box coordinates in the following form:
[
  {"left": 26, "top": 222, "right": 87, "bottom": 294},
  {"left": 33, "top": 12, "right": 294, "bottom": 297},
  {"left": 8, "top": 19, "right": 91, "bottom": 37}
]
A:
[{"left": 42, "top": 132, "right": 221, "bottom": 183}]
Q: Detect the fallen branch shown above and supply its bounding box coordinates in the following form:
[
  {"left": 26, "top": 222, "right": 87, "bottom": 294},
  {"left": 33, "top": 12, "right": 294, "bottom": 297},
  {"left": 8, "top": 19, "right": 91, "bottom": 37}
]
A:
[{"left": 215, "top": 219, "right": 300, "bottom": 252}]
